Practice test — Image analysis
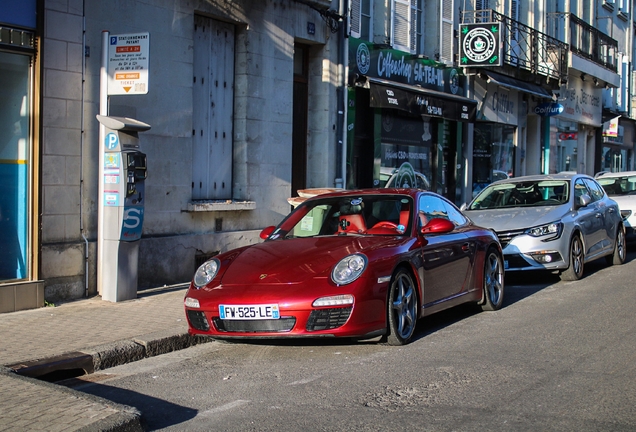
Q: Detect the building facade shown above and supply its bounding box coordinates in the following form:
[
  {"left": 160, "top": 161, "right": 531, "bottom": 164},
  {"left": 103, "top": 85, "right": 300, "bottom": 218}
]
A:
[
  {"left": 1, "top": 0, "right": 343, "bottom": 311},
  {"left": 2, "top": 0, "right": 634, "bottom": 311}
]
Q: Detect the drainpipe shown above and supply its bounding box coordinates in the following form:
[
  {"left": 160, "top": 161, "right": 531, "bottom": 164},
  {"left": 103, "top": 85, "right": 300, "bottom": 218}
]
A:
[
  {"left": 335, "top": 0, "right": 348, "bottom": 189},
  {"left": 80, "top": 0, "right": 89, "bottom": 297}
]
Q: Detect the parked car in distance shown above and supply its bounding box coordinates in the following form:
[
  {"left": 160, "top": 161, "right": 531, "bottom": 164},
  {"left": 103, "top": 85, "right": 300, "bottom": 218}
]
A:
[
  {"left": 462, "top": 173, "right": 626, "bottom": 281},
  {"left": 185, "top": 188, "right": 504, "bottom": 346},
  {"left": 596, "top": 171, "right": 636, "bottom": 242}
]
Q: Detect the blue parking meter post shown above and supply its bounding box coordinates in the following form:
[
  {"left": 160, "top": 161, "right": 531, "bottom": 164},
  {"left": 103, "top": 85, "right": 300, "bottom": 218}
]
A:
[{"left": 97, "top": 115, "right": 151, "bottom": 302}]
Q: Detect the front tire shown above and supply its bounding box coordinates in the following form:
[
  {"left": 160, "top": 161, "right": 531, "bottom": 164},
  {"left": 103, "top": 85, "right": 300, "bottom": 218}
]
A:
[
  {"left": 480, "top": 248, "right": 504, "bottom": 311},
  {"left": 386, "top": 268, "right": 418, "bottom": 346},
  {"left": 606, "top": 225, "right": 626, "bottom": 266},
  {"left": 560, "top": 234, "right": 584, "bottom": 281}
]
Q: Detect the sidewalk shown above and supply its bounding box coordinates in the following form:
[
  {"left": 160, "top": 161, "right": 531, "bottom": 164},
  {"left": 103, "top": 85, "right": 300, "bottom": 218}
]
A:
[{"left": 0, "top": 284, "right": 207, "bottom": 432}]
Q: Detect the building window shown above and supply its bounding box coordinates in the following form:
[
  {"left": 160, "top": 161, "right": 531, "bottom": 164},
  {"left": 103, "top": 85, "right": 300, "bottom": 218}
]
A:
[
  {"left": 0, "top": 51, "right": 31, "bottom": 281},
  {"left": 192, "top": 16, "right": 235, "bottom": 200},
  {"left": 392, "top": 0, "right": 412, "bottom": 52},
  {"left": 350, "top": 0, "right": 372, "bottom": 40}
]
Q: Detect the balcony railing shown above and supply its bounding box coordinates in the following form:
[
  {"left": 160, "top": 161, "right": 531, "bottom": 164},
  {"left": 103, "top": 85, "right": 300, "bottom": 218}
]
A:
[
  {"left": 461, "top": 9, "right": 568, "bottom": 84},
  {"left": 546, "top": 13, "right": 618, "bottom": 73}
]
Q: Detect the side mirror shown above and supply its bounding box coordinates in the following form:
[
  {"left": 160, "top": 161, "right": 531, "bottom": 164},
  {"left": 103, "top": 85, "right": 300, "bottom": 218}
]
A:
[
  {"left": 421, "top": 218, "right": 455, "bottom": 235},
  {"left": 576, "top": 194, "right": 592, "bottom": 208},
  {"left": 259, "top": 226, "right": 276, "bottom": 239},
  {"left": 459, "top": 203, "right": 467, "bottom": 211}
]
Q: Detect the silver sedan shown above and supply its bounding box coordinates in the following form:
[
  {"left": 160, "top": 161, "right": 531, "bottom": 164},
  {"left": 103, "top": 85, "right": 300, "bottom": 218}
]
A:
[{"left": 462, "top": 173, "right": 626, "bottom": 280}]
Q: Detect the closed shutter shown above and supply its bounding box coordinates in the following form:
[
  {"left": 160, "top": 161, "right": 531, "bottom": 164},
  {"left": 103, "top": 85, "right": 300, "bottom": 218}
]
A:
[
  {"left": 439, "top": 0, "right": 453, "bottom": 63},
  {"left": 350, "top": 0, "right": 361, "bottom": 38},
  {"left": 192, "top": 16, "right": 234, "bottom": 200},
  {"left": 392, "top": 0, "right": 411, "bottom": 52}
]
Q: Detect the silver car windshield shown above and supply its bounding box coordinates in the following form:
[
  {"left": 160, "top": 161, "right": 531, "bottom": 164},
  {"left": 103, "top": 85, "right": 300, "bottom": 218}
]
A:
[
  {"left": 469, "top": 180, "right": 570, "bottom": 210},
  {"left": 597, "top": 176, "right": 636, "bottom": 196}
]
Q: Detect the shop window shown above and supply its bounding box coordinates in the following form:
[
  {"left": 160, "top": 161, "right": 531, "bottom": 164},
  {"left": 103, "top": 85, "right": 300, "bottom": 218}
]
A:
[{"left": 0, "top": 51, "right": 30, "bottom": 281}]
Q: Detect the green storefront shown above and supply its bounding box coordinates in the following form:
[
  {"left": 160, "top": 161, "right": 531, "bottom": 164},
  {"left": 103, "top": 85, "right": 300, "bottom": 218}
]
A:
[{"left": 346, "top": 38, "right": 476, "bottom": 204}]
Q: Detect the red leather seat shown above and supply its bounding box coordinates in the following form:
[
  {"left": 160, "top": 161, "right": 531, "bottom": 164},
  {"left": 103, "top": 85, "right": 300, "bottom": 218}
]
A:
[{"left": 339, "top": 214, "right": 366, "bottom": 233}]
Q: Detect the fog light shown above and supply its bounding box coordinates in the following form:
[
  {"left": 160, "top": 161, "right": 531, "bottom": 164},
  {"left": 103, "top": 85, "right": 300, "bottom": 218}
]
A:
[
  {"left": 530, "top": 251, "right": 561, "bottom": 264},
  {"left": 313, "top": 294, "right": 354, "bottom": 307},
  {"left": 184, "top": 297, "right": 200, "bottom": 308}
]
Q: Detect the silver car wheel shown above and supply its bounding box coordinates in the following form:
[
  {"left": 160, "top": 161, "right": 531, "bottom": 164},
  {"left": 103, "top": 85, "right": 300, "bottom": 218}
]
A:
[
  {"left": 608, "top": 226, "right": 626, "bottom": 266},
  {"left": 481, "top": 249, "right": 504, "bottom": 311},
  {"left": 561, "top": 235, "right": 584, "bottom": 281},
  {"left": 386, "top": 269, "right": 417, "bottom": 346}
]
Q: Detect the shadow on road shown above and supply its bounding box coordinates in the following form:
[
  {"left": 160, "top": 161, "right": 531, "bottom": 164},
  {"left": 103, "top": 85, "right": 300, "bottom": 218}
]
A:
[{"left": 67, "top": 382, "right": 198, "bottom": 431}]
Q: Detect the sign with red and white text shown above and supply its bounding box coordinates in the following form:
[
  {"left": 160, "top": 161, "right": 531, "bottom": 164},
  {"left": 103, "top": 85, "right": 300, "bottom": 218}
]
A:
[{"left": 107, "top": 33, "right": 149, "bottom": 95}]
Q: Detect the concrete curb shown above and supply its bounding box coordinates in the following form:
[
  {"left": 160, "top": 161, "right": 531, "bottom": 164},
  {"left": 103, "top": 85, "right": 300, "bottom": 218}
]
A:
[
  {"left": 9, "top": 330, "right": 210, "bottom": 378},
  {"left": 0, "top": 366, "right": 144, "bottom": 432}
]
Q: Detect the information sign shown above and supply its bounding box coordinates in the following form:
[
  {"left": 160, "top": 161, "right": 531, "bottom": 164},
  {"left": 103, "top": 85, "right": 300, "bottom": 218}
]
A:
[{"left": 108, "top": 32, "right": 149, "bottom": 95}]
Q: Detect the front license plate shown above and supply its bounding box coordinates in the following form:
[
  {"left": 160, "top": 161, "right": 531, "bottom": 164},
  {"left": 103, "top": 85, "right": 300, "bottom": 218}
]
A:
[{"left": 219, "top": 304, "right": 280, "bottom": 320}]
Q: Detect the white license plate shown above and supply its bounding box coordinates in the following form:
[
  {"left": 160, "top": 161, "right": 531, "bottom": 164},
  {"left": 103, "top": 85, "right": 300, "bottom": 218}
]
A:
[{"left": 219, "top": 304, "right": 280, "bottom": 320}]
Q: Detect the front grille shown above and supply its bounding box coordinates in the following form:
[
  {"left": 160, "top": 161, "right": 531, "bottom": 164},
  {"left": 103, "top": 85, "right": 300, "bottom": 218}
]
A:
[
  {"left": 306, "top": 307, "right": 352, "bottom": 331},
  {"left": 213, "top": 317, "right": 296, "bottom": 333},
  {"left": 504, "top": 253, "right": 533, "bottom": 269},
  {"left": 187, "top": 310, "right": 210, "bottom": 331},
  {"left": 496, "top": 229, "right": 526, "bottom": 249}
]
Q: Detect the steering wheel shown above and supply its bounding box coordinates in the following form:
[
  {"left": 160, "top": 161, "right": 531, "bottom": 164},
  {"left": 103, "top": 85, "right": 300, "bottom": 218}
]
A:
[{"left": 371, "top": 221, "right": 398, "bottom": 230}]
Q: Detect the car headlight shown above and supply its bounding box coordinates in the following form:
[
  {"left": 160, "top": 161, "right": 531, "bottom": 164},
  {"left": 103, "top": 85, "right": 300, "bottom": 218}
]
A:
[
  {"left": 193, "top": 258, "right": 220, "bottom": 288},
  {"left": 525, "top": 221, "right": 563, "bottom": 241},
  {"left": 331, "top": 254, "right": 367, "bottom": 285}
]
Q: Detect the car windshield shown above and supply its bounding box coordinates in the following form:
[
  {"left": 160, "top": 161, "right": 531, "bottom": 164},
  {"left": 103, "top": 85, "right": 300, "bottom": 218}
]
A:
[
  {"left": 597, "top": 176, "right": 636, "bottom": 196},
  {"left": 271, "top": 195, "right": 413, "bottom": 239},
  {"left": 468, "top": 180, "right": 570, "bottom": 210}
]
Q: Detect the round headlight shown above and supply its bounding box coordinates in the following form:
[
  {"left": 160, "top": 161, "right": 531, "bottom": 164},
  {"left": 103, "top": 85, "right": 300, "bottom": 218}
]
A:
[
  {"left": 193, "top": 258, "right": 220, "bottom": 288},
  {"left": 331, "top": 254, "right": 367, "bottom": 285}
]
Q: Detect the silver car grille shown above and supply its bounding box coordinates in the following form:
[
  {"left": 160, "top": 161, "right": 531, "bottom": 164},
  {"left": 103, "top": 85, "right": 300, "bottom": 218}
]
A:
[{"left": 495, "top": 229, "right": 526, "bottom": 248}]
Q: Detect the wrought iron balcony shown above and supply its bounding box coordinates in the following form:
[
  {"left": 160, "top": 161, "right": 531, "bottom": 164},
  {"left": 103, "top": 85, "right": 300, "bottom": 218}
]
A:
[
  {"left": 461, "top": 9, "right": 568, "bottom": 84},
  {"left": 546, "top": 12, "right": 618, "bottom": 73}
]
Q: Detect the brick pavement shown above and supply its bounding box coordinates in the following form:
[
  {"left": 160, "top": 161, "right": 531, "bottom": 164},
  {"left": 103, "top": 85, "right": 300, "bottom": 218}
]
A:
[{"left": 0, "top": 284, "right": 206, "bottom": 431}]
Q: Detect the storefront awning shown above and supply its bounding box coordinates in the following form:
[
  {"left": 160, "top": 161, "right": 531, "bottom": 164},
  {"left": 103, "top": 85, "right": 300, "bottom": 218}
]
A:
[
  {"left": 481, "top": 71, "right": 552, "bottom": 99},
  {"left": 367, "top": 77, "right": 477, "bottom": 123}
]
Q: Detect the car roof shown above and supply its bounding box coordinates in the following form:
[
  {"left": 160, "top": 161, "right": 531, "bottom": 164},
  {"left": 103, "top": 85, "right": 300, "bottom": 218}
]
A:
[
  {"left": 596, "top": 171, "right": 636, "bottom": 178},
  {"left": 488, "top": 173, "right": 592, "bottom": 185}
]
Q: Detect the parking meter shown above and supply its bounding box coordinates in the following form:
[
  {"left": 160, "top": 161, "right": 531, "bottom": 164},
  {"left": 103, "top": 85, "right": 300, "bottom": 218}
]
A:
[{"left": 96, "top": 115, "right": 150, "bottom": 302}]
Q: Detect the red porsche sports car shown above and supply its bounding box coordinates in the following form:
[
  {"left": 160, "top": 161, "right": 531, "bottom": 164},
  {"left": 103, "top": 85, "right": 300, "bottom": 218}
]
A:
[{"left": 184, "top": 189, "right": 504, "bottom": 345}]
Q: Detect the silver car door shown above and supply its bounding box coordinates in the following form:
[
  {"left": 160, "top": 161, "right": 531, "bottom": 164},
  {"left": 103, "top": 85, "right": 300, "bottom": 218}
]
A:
[{"left": 575, "top": 179, "right": 605, "bottom": 257}]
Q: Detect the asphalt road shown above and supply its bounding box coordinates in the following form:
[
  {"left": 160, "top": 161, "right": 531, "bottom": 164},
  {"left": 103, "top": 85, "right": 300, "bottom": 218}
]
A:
[{"left": 63, "top": 253, "right": 636, "bottom": 431}]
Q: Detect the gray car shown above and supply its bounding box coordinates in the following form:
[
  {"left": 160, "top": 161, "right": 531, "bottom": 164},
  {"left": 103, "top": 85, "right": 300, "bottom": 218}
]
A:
[{"left": 462, "top": 173, "right": 626, "bottom": 281}]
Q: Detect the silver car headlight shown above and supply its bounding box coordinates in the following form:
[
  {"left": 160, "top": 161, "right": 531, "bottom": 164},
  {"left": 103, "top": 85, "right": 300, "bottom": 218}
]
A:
[
  {"left": 193, "top": 258, "right": 220, "bottom": 288},
  {"left": 525, "top": 221, "right": 563, "bottom": 241},
  {"left": 331, "top": 254, "right": 367, "bottom": 285}
]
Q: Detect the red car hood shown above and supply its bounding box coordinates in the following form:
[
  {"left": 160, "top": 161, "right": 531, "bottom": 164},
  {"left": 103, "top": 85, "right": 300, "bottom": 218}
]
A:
[{"left": 220, "top": 236, "right": 406, "bottom": 286}]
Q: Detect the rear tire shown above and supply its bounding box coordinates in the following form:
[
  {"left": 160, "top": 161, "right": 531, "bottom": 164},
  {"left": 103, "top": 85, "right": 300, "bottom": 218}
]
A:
[
  {"left": 480, "top": 248, "right": 504, "bottom": 311},
  {"left": 560, "top": 234, "right": 584, "bottom": 281},
  {"left": 606, "top": 225, "right": 626, "bottom": 266},
  {"left": 386, "top": 269, "right": 417, "bottom": 346}
]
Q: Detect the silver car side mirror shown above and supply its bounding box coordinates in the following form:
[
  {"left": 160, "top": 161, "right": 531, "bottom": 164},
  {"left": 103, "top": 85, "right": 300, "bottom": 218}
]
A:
[{"left": 577, "top": 194, "right": 592, "bottom": 208}]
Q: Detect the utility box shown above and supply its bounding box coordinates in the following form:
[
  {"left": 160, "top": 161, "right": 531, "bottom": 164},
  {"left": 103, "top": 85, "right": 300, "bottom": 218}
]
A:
[{"left": 97, "top": 115, "right": 150, "bottom": 302}]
